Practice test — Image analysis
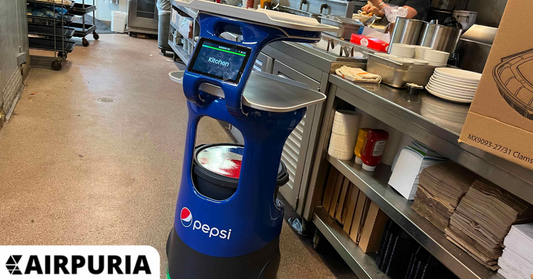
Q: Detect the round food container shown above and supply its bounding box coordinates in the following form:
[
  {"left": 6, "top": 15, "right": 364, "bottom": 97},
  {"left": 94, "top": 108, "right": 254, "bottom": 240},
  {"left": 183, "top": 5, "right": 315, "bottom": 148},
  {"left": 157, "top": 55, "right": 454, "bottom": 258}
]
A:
[{"left": 193, "top": 144, "right": 289, "bottom": 200}]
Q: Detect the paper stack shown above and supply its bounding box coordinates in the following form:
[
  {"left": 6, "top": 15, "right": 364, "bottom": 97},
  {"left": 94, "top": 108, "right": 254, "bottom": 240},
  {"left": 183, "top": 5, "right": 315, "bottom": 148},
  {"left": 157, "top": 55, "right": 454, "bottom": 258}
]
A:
[
  {"left": 445, "top": 180, "right": 533, "bottom": 270},
  {"left": 498, "top": 223, "right": 533, "bottom": 279},
  {"left": 412, "top": 162, "right": 476, "bottom": 232},
  {"left": 388, "top": 140, "right": 447, "bottom": 200}
]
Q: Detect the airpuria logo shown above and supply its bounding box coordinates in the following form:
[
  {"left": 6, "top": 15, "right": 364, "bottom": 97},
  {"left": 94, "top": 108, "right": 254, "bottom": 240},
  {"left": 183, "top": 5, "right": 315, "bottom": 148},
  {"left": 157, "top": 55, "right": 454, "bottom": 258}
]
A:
[
  {"left": 5, "top": 255, "right": 22, "bottom": 275},
  {"left": 1, "top": 246, "right": 160, "bottom": 278}
]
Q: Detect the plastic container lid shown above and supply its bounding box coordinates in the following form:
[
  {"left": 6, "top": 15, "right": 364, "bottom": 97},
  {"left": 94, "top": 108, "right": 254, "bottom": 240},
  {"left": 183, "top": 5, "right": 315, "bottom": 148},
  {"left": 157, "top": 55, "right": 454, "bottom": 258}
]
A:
[
  {"left": 355, "top": 156, "right": 363, "bottom": 165},
  {"left": 193, "top": 144, "right": 289, "bottom": 188},
  {"left": 362, "top": 163, "right": 376, "bottom": 172}
]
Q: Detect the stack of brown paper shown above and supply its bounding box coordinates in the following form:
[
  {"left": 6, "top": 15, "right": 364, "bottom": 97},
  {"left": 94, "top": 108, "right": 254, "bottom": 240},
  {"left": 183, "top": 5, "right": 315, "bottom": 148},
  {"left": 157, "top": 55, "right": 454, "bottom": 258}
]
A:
[
  {"left": 445, "top": 179, "right": 533, "bottom": 270},
  {"left": 412, "top": 162, "right": 475, "bottom": 231}
]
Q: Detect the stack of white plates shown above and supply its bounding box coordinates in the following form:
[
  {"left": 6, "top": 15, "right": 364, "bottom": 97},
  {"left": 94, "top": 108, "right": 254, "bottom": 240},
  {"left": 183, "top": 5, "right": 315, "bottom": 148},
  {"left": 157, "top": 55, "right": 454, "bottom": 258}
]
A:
[
  {"left": 426, "top": 68, "right": 482, "bottom": 103},
  {"left": 328, "top": 110, "right": 360, "bottom": 160},
  {"left": 421, "top": 95, "right": 470, "bottom": 134},
  {"left": 414, "top": 46, "right": 430, "bottom": 59},
  {"left": 390, "top": 43, "right": 415, "bottom": 58},
  {"left": 423, "top": 49, "right": 450, "bottom": 66}
]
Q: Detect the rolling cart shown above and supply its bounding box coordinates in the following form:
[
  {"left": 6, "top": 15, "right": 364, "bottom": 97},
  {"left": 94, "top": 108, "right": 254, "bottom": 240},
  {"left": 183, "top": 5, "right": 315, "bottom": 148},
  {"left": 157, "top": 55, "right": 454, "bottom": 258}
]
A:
[
  {"left": 27, "top": 0, "right": 76, "bottom": 71},
  {"left": 69, "top": 0, "right": 99, "bottom": 47},
  {"left": 165, "top": 1, "right": 336, "bottom": 278}
]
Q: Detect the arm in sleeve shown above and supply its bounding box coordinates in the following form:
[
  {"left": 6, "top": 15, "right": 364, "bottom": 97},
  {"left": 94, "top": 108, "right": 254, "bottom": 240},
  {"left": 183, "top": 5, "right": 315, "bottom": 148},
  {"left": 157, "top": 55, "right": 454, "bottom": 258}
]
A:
[{"left": 402, "top": 0, "right": 430, "bottom": 19}]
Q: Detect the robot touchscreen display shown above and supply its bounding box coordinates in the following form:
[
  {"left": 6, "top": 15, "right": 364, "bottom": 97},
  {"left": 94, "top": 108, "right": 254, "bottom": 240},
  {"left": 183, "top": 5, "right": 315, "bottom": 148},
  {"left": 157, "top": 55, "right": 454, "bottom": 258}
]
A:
[{"left": 188, "top": 39, "right": 251, "bottom": 84}]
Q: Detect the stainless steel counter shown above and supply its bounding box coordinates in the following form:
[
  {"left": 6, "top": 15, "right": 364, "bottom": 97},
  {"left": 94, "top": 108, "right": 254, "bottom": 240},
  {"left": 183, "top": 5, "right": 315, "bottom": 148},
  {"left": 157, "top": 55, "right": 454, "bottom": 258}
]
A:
[
  {"left": 327, "top": 76, "right": 533, "bottom": 205},
  {"left": 263, "top": 41, "right": 356, "bottom": 73}
]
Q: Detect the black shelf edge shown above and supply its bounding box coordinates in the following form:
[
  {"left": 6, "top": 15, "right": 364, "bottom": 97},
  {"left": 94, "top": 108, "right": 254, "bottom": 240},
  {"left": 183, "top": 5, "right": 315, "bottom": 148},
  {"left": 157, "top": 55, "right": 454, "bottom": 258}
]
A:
[{"left": 28, "top": 24, "right": 75, "bottom": 38}]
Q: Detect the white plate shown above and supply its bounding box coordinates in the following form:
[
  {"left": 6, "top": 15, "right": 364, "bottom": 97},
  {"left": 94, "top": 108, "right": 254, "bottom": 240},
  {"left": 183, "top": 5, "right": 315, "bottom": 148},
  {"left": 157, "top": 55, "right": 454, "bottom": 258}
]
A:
[
  {"left": 432, "top": 72, "right": 480, "bottom": 85},
  {"left": 423, "top": 49, "right": 450, "bottom": 64},
  {"left": 434, "top": 68, "right": 482, "bottom": 82},
  {"left": 426, "top": 84, "right": 474, "bottom": 97},
  {"left": 426, "top": 82, "right": 475, "bottom": 95},
  {"left": 426, "top": 84, "right": 475, "bottom": 98},
  {"left": 429, "top": 76, "right": 479, "bottom": 90},
  {"left": 427, "top": 81, "right": 477, "bottom": 94},
  {"left": 426, "top": 86, "right": 473, "bottom": 103}
]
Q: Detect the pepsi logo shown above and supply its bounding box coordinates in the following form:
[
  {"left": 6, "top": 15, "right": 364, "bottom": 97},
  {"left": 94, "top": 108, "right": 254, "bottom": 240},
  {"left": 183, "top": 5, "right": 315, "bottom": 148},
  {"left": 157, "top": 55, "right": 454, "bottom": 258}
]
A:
[{"left": 181, "top": 207, "right": 193, "bottom": 227}]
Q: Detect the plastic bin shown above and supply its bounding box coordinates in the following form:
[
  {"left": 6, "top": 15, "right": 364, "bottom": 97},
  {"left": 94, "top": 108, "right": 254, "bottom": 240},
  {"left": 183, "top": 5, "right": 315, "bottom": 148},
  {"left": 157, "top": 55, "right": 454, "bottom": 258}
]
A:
[{"left": 111, "top": 11, "right": 127, "bottom": 33}]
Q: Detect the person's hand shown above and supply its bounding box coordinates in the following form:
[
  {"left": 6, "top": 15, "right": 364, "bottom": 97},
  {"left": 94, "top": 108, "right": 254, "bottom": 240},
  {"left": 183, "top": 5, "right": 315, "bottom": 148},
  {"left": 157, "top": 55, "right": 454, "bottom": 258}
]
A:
[{"left": 361, "top": 4, "right": 382, "bottom": 16}]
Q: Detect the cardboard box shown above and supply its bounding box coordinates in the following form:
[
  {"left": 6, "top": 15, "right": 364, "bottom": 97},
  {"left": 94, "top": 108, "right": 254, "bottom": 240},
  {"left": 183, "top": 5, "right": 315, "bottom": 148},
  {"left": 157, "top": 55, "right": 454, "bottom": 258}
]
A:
[
  {"left": 329, "top": 172, "right": 345, "bottom": 217},
  {"left": 350, "top": 192, "right": 371, "bottom": 244},
  {"left": 459, "top": 0, "right": 533, "bottom": 171},
  {"left": 335, "top": 179, "right": 351, "bottom": 223},
  {"left": 322, "top": 167, "right": 339, "bottom": 210},
  {"left": 359, "top": 202, "right": 389, "bottom": 253},
  {"left": 343, "top": 185, "right": 361, "bottom": 234}
]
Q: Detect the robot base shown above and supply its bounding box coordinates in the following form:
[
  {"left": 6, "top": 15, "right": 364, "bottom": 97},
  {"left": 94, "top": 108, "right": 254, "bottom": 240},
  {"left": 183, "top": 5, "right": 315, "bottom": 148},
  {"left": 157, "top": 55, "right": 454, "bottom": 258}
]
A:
[{"left": 167, "top": 228, "right": 280, "bottom": 279}]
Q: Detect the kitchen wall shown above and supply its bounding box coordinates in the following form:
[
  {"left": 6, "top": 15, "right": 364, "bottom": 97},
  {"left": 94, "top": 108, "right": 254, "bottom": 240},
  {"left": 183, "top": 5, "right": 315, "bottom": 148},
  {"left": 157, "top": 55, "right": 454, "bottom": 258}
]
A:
[
  {"left": 0, "top": 0, "right": 29, "bottom": 127},
  {"left": 467, "top": 0, "right": 507, "bottom": 27},
  {"left": 74, "top": 0, "right": 127, "bottom": 22}
]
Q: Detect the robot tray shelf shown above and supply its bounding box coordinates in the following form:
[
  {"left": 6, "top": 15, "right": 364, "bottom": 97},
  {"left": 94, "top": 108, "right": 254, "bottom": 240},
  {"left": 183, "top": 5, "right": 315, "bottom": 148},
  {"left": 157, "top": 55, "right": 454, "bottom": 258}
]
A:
[
  {"left": 169, "top": 70, "right": 326, "bottom": 113},
  {"left": 173, "top": 0, "right": 337, "bottom": 32}
]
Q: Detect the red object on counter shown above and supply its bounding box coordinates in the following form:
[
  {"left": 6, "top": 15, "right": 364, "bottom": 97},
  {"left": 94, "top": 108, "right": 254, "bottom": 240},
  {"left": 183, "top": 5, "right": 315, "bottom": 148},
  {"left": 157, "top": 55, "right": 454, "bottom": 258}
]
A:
[
  {"left": 350, "top": 34, "right": 389, "bottom": 53},
  {"left": 361, "top": 129, "right": 389, "bottom": 172}
]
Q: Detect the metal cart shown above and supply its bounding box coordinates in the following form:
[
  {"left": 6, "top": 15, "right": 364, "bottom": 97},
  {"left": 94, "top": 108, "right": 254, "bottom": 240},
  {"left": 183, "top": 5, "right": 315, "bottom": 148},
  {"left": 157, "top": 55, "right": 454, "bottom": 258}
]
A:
[
  {"left": 69, "top": 0, "right": 99, "bottom": 47},
  {"left": 27, "top": 0, "right": 76, "bottom": 71}
]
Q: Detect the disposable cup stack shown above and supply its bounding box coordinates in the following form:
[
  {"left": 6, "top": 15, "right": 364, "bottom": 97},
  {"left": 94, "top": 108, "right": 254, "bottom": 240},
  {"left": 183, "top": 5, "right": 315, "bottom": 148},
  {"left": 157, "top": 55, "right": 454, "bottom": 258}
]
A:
[{"left": 328, "top": 110, "right": 360, "bottom": 160}]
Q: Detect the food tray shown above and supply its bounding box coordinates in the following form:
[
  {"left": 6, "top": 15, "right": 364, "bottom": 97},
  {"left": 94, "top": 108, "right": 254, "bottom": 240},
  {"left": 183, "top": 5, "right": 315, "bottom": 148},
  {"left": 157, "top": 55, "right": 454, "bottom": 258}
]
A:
[
  {"left": 68, "top": 3, "right": 97, "bottom": 15},
  {"left": 29, "top": 37, "right": 76, "bottom": 52},
  {"left": 173, "top": 0, "right": 337, "bottom": 32},
  {"left": 70, "top": 22, "right": 96, "bottom": 36},
  {"left": 28, "top": 23, "right": 75, "bottom": 38},
  {"left": 366, "top": 53, "right": 437, "bottom": 88},
  {"left": 27, "top": 14, "right": 75, "bottom": 24},
  {"left": 27, "top": 0, "right": 75, "bottom": 8}
]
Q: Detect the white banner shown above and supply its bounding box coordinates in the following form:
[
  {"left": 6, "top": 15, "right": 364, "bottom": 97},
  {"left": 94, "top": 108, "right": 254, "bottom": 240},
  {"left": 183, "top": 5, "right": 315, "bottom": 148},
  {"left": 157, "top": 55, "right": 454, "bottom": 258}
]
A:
[{"left": 1, "top": 246, "right": 160, "bottom": 279}]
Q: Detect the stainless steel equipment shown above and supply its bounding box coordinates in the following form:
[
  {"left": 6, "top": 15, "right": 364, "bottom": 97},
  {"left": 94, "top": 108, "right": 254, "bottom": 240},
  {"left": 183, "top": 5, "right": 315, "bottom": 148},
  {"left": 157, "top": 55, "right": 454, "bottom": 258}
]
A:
[
  {"left": 419, "top": 22, "right": 462, "bottom": 53},
  {"left": 452, "top": 10, "right": 477, "bottom": 32},
  {"left": 320, "top": 15, "right": 363, "bottom": 40},
  {"left": 461, "top": 23, "right": 497, "bottom": 44},
  {"left": 128, "top": 0, "right": 159, "bottom": 35},
  {"left": 273, "top": 0, "right": 355, "bottom": 18},
  {"left": 455, "top": 24, "right": 497, "bottom": 73},
  {"left": 366, "top": 53, "right": 437, "bottom": 88},
  {"left": 389, "top": 17, "right": 427, "bottom": 47}
]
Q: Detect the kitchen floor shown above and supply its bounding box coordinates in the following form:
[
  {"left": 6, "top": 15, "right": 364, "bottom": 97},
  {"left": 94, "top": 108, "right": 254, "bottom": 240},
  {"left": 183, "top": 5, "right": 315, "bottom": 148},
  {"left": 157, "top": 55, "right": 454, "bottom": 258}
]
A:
[{"left": 0, "top": 34, "right": 356, "bottom": 279}]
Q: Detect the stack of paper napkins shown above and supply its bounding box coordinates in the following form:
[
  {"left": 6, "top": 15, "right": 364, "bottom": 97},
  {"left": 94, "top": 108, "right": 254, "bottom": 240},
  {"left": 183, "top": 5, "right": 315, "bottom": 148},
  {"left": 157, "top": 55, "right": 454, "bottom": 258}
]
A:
[
  {"left": 328, "top": 110, "right": 360, "bottom": 160},
  {"left": 412, "top": 162, "right": 476, "bottom": 232},
  {"left": 498, "top": 223, "right": 533, "bottom": 279},
  {"left": 388, "top": 140, "right": 447, "bottom": 200},
  {"left": 446, "top": 180, "right": 533, "bottom": 270}
]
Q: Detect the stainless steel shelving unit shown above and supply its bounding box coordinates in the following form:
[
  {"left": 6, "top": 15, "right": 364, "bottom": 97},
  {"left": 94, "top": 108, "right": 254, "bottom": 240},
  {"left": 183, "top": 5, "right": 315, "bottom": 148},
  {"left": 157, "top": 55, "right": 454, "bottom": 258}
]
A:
[
  {"left": 304, "top": 74, "right": 533, "bottom": 279},
  {"left": 169, "top": 0, "right": 197, "bottom": 64},
  {"left": 317, "top": 156, "right": 502, "bottom": 279}
]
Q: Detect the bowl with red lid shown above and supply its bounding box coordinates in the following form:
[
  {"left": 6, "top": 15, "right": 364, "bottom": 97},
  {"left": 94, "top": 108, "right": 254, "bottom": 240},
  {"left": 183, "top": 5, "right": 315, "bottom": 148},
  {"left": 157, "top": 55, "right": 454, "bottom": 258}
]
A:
[{"left": 193, "top": 144, "right": 289, "bottom": 200}]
